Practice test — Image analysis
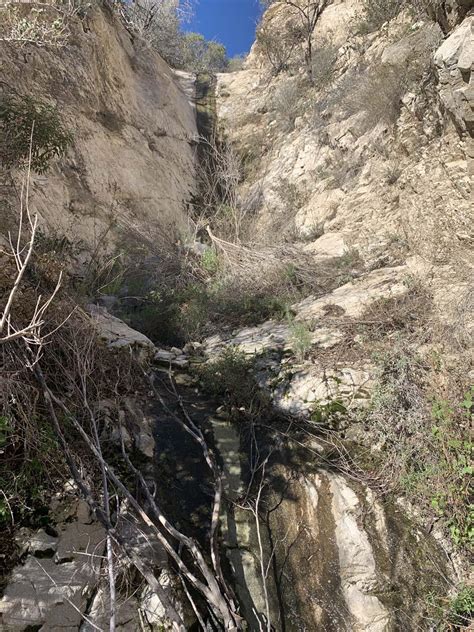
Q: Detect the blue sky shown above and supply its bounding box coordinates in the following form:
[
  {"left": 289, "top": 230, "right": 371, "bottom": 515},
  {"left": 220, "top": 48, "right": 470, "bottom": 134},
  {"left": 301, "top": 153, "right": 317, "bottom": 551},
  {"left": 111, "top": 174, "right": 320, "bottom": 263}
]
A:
[{"left": 187, "top": 0, "right": 263, "bottom": 57}]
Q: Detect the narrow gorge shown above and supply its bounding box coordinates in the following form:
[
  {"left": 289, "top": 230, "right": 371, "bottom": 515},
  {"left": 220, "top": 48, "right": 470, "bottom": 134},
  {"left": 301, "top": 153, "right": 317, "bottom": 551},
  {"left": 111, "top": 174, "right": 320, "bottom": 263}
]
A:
[{"left": 0, "top": 1, "right": 472, "bottom": 630}]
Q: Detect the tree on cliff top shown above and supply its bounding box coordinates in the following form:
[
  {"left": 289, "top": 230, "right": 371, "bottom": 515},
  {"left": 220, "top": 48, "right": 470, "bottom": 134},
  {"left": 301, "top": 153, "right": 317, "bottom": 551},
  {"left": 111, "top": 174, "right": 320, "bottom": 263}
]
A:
[{"left": 260, "top": 0, "right": 332, "bottom": 82}]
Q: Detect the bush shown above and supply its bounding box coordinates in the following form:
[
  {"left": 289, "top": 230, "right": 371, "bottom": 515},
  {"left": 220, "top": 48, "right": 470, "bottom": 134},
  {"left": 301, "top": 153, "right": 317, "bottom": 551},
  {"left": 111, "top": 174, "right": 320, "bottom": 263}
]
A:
[
  {"left": 358, "top": 283, "right": 433, "bottom": 338},
  {"left": 358, "top": 348, "right": 473, "bottom": 550},
  {"left": 256, "top": 19, "right": 302, "bottom": 75},
  {"left": 0, "top": 92, "right": 72, "bottom": 173},
  {"left": 197, "top": 347, "right": 268, "bottom": 418},
  {"left": 355, "top": 0, "right": 405, "bottom": 34},
  {"left": 445, "top": 586, "right": 474, "bottom": 630},
  {"left": 344, "top": 64, "right": 406, "bottom": 133},
  {"left": 123, "top": 1, "right": 229, "bottom": 72},
  {"left": 310, "top": 40, "right": 339, "bottom": 90},
  {"left": 289, "top": 319, "right": 312, "bottom": 361},
  {"left": 356, "top": 0, "right": 445, "bottom": 34},
  {"left": 0, "top": 3, "right": 70, "bottom": 47},
  {"left": 272, "top": 78, "right": 304, "bottom": 131},
  {"left": 181, "top": 33, "right": 228, "bottom": 72},
  {"left": 123, "top": 0, "right": 188, "bottom": 67},
  {"left": 226, "top": 54, "right": 246, "bottom": 72}
]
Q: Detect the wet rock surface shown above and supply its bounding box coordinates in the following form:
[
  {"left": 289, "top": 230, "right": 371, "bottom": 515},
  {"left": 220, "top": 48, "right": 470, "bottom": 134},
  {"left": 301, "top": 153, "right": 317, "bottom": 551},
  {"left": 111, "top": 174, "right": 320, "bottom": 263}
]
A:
[{"left": 0, "top": 500, "right": 105, "bottom": 631}]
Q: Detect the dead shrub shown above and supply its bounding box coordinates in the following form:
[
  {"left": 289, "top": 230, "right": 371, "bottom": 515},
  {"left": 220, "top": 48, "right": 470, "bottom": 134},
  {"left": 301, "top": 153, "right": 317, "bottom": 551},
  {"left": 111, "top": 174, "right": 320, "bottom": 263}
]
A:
[
  {"left": 310, "top": 40, "right": 339, "bottom": 90},
  {"left": 357, "top": 283, "right": 433, "bottom": 339},
  {"left": 0, "top": 0, "right": 93, "bottom": 47},
  {"left": 256, "top": 18, "right": 302, "bottom": 75},
  {"left": 355, "top": 0, "right": 406, "bottom": 34},
  {"left": 344, "top": 64, "right": 406, "bottom": 133},
  {"left": 355, "top": 0, "right": 446, "bottom": 34},
  {"left": 384, "top": 163, "right": 402, "bottom": 185},
  {"left": 272, "top": 78, "right": 305, "bottom": 131}
]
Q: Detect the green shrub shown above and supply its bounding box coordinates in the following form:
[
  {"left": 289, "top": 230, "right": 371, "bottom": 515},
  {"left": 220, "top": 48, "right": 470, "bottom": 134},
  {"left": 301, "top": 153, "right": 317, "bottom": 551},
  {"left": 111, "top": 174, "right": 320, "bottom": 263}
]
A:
[
  {"left": 0, "top": 413, "right": 59, "bottom": 529},
  {"left": 289, "top": 319, "right": 312, "bottom": 361},
  {"left": 201, "top": 248, "right": 219, "bottom": 275},
  {"left": 197, "top": 347, "right": 268, "bottom": 418},
  {"left": 181, "top": 33, "right": 228, "bottom": 72},
  {"left": 355, "top": 0, "right": 405, "bottom": 34},
  {"left": 446, "top": 586, "right": 474, "bottom": 630},
  {"left": 359, "top": 349, "right": 473, "bottom": 550},
  {"left": 0, "top": 92, "right": 72, "bottom": 173}
]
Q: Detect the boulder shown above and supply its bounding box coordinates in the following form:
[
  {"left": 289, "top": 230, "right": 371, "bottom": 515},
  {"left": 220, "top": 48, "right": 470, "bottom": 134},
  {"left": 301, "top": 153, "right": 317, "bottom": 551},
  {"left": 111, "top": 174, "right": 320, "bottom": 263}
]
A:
[
  {"left": 294, "top": 266, "right": 408, "bottom": 321},
  {"left": 435, "top": 16, "right": 474, "bottom": 136},
  {"left": 88, "top": 304, "right": 156, "bottom": 360}
]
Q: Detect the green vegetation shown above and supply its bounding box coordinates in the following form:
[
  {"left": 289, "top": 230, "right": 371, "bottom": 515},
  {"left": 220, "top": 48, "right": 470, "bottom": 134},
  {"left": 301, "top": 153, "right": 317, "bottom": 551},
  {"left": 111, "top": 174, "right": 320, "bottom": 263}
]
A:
[
  {"left": 181, "top": 33, "right": 228, "bottom": 72},
  {"left": 310, "top": 398, "right": 347, "bottom": 429},
  {"left": 359, "top": 349, "right": 473, "bottom": 550},
  {"left": 0, "top": 413, "right": 60, "bottom": 529},
  {"left": 123, "top": 0, "right": 229, "bottom": 73},
  {"left": 197, "top": 346, "right": 268, "bottom": 418},
  {"left": 445, "top": 586, "right": 474, "bottom": 630},
  {"left": 120, "top": 279, "right": 289, "bottom": 346},
  {"left": 0, "top": 92, "right": 72, "bottom": 173},
  {"left": 428, "top": 585, "right": 474, "bottom": 630},
  {"left": 429, "top": 391, "right": 473, "bottom": 547},
  {"left": 288, "top": 318, "right": 312, "bottom": 361}
]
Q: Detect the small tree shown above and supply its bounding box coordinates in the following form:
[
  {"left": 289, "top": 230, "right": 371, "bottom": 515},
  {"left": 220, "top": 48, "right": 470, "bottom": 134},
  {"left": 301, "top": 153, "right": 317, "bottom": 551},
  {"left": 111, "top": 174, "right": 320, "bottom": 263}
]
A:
[
  {"left": 226, "top": 54, "right": 246, "bottom": 72},
  {"left": 0, "top": 92, "right": 72, "bottom": 173},
  {"left": 181, "top": 33, "right": 228, "bottom": 72},
  {"left": 260, "top": 0, "right": 331, "bottom": 82},
  {"left": 125, "top": 0, "right": 193, "bottom": 67},
  {"left": 256, "top": 20, "right": 302, "bottom": 75},
  {"left": 283, "top": 0, "right": 331, "bottom": 82}
]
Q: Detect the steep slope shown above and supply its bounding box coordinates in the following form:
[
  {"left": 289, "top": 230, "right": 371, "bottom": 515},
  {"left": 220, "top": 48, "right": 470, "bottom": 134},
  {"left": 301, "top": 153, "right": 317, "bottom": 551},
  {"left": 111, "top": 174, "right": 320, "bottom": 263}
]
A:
[
  {"left": 1, "top": 2, "right": 472, "bottom": 631},
  {"left": 217, "top": 0, "right": 472, "bottom": 333},
  {"left": 1, "top": 3, "right": 197, "bottom": 262}
]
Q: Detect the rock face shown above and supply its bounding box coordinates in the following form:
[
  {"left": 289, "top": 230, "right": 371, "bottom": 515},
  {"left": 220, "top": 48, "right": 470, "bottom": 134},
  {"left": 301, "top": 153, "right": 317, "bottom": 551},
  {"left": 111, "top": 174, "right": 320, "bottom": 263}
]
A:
[
  {"left": 0, "top": 4, "right": 197, "bottom": 262},
  {"left": 435, "top": 15, "right": 474, "bottom": 135},
  {"left": 0, "top": 500, "right": 105, "bottom": 630},
  {"left": 88, "top": 303, "right": 156, "bottom": 359},
  {"left": 215, "top": 425, "right": 450, "bottom": 632},
  {"left": 217, "top": 1, "right": 472, "bottom": 296}
]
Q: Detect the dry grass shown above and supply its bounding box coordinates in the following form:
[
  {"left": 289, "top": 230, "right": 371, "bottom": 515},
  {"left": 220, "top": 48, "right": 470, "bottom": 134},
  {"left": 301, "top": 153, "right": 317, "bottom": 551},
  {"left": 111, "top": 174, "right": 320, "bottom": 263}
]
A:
[
  {"left": 0, "top": 244, "right": 146, "bottom": 530},
  {"left": 356, "top": 283, "right": 434, "bottom": 340}
]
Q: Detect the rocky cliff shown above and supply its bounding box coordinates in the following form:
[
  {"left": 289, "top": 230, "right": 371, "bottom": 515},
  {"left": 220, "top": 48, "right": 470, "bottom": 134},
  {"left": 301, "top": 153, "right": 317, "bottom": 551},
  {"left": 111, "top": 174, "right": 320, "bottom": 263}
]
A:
[
  {"left": 217, "top": 0, "right": 473, "bottom": 335},
  {"left": 1, "top": 2, "right": 197, "bottom": 264},
  {"left": 0, "top": 1, "right": 472, "bottom": 631}
]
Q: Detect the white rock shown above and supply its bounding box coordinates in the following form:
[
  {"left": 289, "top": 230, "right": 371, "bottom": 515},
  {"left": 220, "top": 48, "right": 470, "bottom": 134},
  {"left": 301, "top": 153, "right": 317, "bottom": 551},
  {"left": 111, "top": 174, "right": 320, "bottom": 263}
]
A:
[
  {"left": 27, "top": 529, "right": 58, "bottom": 556},
  {"left": 88, "top": 305, "right": 155, "bottom": 359},
  {"left": 330, "top": 475, "right": 390, "bottom": 631},
  {"left": 294, "top": 266, "right": 408, "bottom": 321}
]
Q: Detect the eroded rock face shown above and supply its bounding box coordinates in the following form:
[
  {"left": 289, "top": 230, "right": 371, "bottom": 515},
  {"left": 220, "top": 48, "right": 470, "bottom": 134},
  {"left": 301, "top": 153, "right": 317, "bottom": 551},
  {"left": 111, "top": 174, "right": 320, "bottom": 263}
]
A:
[
  {"left": 220, "top": 456, "right": 450, "bottom": 631},
  {"left": 435, "top": 16, "right": 474, "bottom": 136},
  {"left": 0, "top": 5, "right": 197, "bottom": 262}
]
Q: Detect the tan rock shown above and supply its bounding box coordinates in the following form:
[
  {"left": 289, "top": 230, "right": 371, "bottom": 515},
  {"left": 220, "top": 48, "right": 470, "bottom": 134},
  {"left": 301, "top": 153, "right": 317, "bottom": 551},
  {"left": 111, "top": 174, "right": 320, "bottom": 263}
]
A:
[{"left": 0, "top": 5, "right": 197, "bottom": 262}]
